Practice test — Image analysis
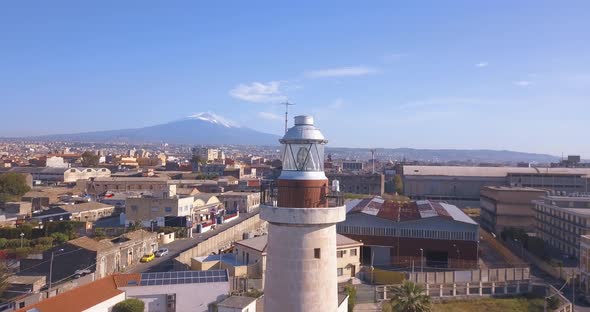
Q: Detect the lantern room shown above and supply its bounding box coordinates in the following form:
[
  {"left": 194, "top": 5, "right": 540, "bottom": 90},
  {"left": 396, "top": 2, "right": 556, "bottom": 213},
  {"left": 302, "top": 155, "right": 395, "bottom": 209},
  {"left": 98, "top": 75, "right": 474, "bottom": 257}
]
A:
[
  {"left": 279, "top": 115, "right": 327, "bottom": 176},
  {"left": 277, "top": 115, "right": 329, "bottom": 208}
]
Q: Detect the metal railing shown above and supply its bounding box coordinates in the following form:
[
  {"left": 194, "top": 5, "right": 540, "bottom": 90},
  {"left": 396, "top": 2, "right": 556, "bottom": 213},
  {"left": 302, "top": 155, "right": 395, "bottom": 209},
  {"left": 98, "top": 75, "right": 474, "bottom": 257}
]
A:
[{"left": 259, "top": 181, "right": 344, "bottom": 207}]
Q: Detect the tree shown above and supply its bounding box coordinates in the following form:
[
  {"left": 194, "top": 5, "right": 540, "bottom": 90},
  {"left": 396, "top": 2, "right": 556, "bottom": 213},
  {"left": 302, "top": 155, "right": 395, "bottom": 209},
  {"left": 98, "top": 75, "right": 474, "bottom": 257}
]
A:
[
  {"left": 81, "top": 151, "right": 100, "bottom": 167},
  {"left": 344, "top": 284, "right": 357, "bottom": 312},
  {"left": 394, "top": 175, "right": 404, "bottom": 195},
  {"left": 0, "top": 173, "right": 31, "bottom": 203},
  {"left": 112, "top": 298, "right": 145, "bottom": 312},
  {"left": 389, "top": 281, "right": 431, "bottom": 312}
]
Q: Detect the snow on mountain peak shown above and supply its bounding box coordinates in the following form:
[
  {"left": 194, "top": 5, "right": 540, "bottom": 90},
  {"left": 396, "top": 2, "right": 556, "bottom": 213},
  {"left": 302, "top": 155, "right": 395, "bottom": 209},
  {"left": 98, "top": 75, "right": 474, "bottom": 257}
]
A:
[{"left": 187, "top": 112, "right": 238, "bottom": 128}]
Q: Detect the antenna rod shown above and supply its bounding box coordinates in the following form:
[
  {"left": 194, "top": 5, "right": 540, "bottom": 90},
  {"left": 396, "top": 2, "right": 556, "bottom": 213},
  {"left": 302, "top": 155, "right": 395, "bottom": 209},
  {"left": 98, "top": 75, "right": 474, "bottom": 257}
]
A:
[{"left": 281, "top": 101, "right": 295, "bottom": 134}]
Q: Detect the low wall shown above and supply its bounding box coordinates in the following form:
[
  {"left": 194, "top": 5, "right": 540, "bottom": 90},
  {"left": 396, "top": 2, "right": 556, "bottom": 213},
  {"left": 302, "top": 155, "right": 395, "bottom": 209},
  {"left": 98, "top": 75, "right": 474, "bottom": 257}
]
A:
[
  {"left": 503, "top": 241, "right": 569, "bottom": 280},
  {"left": 175, "top": 213, "right": 266, "bottom": 267},
  {"left": 407, "top": 267, "right": 530, "bottom": 284},
  {"left": 377, "top": 280, "right": 532, "bottom": 301}
]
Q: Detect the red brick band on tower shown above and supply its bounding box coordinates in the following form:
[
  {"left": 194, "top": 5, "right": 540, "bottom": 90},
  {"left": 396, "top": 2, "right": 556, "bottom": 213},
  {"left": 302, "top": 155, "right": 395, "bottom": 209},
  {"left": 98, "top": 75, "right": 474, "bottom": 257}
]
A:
[{"left": 277, "top": 179, "right": 328, "bottom": 208}]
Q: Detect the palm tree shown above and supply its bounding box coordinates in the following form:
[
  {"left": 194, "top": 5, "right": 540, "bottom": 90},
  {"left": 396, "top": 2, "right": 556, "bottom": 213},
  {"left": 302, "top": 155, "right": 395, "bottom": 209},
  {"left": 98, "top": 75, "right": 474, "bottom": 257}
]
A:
[{"left": 389, "top": 281, "right": 431, "bottom": 312}]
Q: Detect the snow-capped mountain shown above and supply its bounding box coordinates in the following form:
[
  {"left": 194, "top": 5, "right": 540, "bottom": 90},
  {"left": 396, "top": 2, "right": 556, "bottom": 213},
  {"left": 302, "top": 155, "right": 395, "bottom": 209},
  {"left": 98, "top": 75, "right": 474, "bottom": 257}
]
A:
[
  {"left": 186, "top": 112, "right": 237, "bottom": 128},
  {"left": 28, "top": 113, "right": 279, "bottom": 145}
]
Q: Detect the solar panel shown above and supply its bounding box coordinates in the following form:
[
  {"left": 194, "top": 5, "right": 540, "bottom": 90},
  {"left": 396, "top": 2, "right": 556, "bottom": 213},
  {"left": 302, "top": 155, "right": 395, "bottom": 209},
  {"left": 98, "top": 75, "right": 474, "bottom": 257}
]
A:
[{"left": 138, "top": 270, "right": 228, "bottom": 286}]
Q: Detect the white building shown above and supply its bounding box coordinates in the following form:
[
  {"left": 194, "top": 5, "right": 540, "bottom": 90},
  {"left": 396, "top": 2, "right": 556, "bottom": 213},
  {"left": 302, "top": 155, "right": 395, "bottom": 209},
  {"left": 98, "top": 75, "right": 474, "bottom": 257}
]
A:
[
  {"left": 117, "top": 270, "right": 230, "bottom": 312},
  {"left": 45, "top": 156, "right": 69, "bottom": 168}
]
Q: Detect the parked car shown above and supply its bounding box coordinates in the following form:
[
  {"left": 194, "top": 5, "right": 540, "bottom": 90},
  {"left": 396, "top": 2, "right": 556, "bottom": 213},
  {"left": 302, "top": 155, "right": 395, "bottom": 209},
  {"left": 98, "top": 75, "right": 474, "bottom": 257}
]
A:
[
  {"left": 73, "top": 269, "right": 92, "bottom": 279},
  {"left": 155, "top": 248, "right": 169, "bottom": 257},
  {"left": 140, "top": 253, "right": 155, "bottom": 263}
]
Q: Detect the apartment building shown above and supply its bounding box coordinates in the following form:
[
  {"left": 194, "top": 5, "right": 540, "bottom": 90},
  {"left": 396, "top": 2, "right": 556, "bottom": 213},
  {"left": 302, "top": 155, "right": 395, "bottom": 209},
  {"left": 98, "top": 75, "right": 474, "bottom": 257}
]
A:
[
  {"left": 480, "top": 186, "right": 547, "bottom": 233},
  {"left": 217, "top": 191, "right": 261, "bottom": 213},
  {"left": 125, "top": 196, "right": 194, "bottom": 227},
  {"left": 533, "top": 195, "right": 590, "bottom": 258}
]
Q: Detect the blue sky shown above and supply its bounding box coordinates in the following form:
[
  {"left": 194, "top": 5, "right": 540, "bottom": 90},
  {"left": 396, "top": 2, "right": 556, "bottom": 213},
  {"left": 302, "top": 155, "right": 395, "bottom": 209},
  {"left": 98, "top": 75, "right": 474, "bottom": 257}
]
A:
[{"left": 1, "top": 1, "right": 589, "bottom": 156}]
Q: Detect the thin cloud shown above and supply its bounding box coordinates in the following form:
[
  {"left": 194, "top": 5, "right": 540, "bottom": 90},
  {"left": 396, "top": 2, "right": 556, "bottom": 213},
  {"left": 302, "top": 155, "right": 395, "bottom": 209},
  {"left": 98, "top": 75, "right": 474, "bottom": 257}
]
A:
[
  {"left": 383, "top": 53, "right": 407, "bottom": 63},
  {"left": 329, "top": 98, "right": 344, "bottom": 109},
  {"left": 258, "top": 111, "right": 282, "bottom": 121},
  {"left": 514, "top": 80, "right": 533, "bottom": 87},
  {"left": 475, "top": 62, "right": 489, "bottom": 68},
  {"left": 229, "top": 81, "right": 287, "bottom": 103},
  {"left": 305, "top": 66, "right": 378, "bottom": 78},
  {"left": 396, "top": 97, "right": 486, "bottom": 111}
]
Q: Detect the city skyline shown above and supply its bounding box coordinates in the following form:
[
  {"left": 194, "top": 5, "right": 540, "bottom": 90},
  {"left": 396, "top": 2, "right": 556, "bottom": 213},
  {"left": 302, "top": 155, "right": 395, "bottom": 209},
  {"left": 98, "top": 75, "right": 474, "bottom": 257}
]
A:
[{"left": 1, "top": 1, "right": 589, "bottom": 156}]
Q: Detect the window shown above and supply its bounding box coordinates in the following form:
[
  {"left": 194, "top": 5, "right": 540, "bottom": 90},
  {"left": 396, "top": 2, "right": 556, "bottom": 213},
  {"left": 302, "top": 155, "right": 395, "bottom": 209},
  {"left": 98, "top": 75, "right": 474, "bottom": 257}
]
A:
[
  {"left": 314, "top": 248, "right": 321, "bottom": 259},
  {"left": 337, "top": 268, "right": 343, "bottom": 276},
  {"left": 165, "top": 207, "right": 172, "bottom": 213},
  {"left": 350, "top": 249, "right": 357, "bottom": 256},
  {"left": 337, "top": 250, "right": 345, "bottom": 258}
]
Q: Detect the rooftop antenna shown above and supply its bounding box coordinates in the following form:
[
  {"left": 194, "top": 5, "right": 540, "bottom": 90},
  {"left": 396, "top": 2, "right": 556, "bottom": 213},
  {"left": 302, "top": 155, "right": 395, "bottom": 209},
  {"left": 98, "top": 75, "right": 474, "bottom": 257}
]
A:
[
  {"left": 369, "top": 148, "right": 376, "bottom": 174},
  {"left": 280, "top": 101, "right": 295, "bottom": 134}
]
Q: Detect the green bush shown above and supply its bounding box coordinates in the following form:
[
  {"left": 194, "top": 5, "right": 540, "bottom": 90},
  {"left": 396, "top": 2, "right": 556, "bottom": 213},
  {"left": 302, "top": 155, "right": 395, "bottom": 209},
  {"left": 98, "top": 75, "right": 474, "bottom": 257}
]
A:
[
  {"left": 344, "top": 284, "right": 357, "bottom": 312},
  {"left": 0, "top": 238, "right": 7, "bottom": 249},
  {"left": 51, "top": 232, "right": 70, "bottom": 244},
  {"left": 245, "top": 289, "right": 264, "bottom": 298},
  {"left": 6, "top": 238, "right": 29, "bottom": 248},
  {"left": 112, "top": 298, "right": 145, "bottom": 312},
  {"left": 33, "top": 237, "right": 54, "bottom": 247},
  {"left": 0, "top": 225, "right": 33, "bottom": 239},
  {"left": 547, "top": 296, "right": 560, "bottom": 310},
  {"left": 13, "top": 247, "right": 33, "bottom": 258},
  {"left": 94, "top": 228, "right": 106, "bottom": 238},
  {"left": 44, "top": 221, "right": 84, "bottom": 239}
]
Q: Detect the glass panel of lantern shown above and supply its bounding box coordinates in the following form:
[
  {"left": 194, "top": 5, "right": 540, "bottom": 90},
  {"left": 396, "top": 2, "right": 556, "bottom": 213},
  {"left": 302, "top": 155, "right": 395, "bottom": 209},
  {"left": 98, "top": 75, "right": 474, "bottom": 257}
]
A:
[{"left": 281, "top": 144, "right": 297, "bottom": 171}]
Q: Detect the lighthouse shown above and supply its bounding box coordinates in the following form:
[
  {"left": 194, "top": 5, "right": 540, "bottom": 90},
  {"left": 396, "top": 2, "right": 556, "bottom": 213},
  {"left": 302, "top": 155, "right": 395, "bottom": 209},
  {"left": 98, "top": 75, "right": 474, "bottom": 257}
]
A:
[{"left": 261, "top": 115, "right": 346, "bottom": 312}]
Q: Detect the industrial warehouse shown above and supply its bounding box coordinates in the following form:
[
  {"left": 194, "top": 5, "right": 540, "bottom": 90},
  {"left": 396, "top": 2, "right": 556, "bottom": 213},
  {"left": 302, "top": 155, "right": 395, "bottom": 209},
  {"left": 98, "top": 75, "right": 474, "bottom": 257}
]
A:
[{"left": 337, "top": 197, "right": 479, "bottom": 269}]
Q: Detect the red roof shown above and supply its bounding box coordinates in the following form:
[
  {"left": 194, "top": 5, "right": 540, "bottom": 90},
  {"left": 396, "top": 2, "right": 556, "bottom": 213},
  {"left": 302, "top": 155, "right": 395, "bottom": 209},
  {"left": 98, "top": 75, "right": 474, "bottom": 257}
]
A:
[{"left": 16, "top": 276, "right": 124, "bottom": 312}]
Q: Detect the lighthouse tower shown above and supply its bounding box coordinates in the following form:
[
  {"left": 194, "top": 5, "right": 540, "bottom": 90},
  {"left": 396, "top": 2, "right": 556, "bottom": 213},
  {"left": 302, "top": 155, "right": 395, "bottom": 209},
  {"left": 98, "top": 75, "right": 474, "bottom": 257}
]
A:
[{"left": 261, "top": 115, "right": 346, "bottom": 312}]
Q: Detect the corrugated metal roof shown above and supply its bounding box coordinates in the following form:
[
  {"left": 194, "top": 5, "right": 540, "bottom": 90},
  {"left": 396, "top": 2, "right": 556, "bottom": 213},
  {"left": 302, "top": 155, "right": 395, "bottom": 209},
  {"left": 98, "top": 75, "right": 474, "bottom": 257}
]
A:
[{"left": 347, "top": 197, "right": 476, "bottom": 224}]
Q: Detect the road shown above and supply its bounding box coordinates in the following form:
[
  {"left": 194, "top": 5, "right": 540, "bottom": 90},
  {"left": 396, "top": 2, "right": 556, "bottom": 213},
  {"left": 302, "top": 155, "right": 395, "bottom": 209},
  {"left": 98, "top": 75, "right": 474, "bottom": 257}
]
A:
[
  {"left": 127, "top": 208, "right": 261, "bottom": 274},
  {"left": 530, "top": 265, "right": 590, "bottom": 312}
]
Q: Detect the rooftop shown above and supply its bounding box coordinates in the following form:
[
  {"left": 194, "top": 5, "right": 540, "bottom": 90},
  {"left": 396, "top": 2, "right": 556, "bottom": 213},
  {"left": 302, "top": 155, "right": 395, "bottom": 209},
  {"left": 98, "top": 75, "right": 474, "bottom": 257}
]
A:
[
  {"left": 346, "top": 197, "right": 477, "bottom": 225},
  {"left": 217, "top": 296, "right": 257, "bottom": 309},
  {"left": 6, "top": 275, "right": 45, "bottom": 285},
  {"left": 30, "top": 207, "right": 70, "bottom": 218},
  {"left": 68, "top": 230, "right": 154, "bottom": 252},
  {"left": 16, "top": 276, "right": 123, "bottom": 312},
  {"left": 482, "top": 186, "right": 547, "bottom": 192},
  {"left": 403, "top": 165, "right": 590, "bottom": 177},
  {"left": 92, "top": 176, "right": 170, "bottom": 182},
  {"left": 58, "top": 202, "right": 114, "bottom": 213}
]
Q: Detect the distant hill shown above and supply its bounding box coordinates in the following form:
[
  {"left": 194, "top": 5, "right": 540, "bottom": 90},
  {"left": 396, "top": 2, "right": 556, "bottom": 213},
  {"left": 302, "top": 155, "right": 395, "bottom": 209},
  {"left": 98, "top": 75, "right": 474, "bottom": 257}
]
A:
[
  {"left": 26, "top": 113, "right": 281, "bottom": 146},
  {"left": 327, "top": 147, "right": 559, "bottom": 164}
]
